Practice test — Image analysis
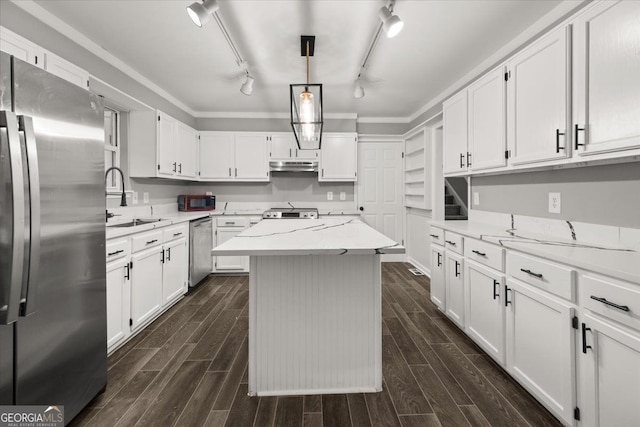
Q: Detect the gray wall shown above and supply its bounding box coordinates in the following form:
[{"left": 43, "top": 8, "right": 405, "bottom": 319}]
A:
[
  {"left": 195, "top": 118, "right": 356, "bottom": 133},
  {"left": 357, "top": 122, "right": 408, "bottom": 135},
  {"left": 471, "top": 162, "right": 640, "bottom": 228}
]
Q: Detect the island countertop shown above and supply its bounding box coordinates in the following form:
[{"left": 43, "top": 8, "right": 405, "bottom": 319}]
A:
[{"left": 211, "top": 218, "right": 405, "bottom": 256}]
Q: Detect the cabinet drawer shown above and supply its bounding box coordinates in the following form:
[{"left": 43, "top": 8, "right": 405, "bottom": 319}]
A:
[
  {"left": 581, "top": 273, "right": 640, "bottom": 332},
  {"left": 131, "top": 229, "right": 164, "bottom": 253},
  {"left": 249, "top": 216, "right": 261, "bottom": 225},
  {"left": 163, "top": 223, "right": 188, "bottom": 243},
  {"left": 444, "top": 231, "right": 464, "bottom": 255},
  {"left": 106, "top": 239, "right": 129, "bottom": 262},
  {"left": 465, "top": 239, "right": 504, "bottom": 272},
  {"left": 216, "top": 217, "right": 247, "bottom": 227},
  {"left": 430, "top": 226, "right": 444, "bottom": 246},
  {"left": 507, "top": 252, "right": 575, "bottom": 301}
]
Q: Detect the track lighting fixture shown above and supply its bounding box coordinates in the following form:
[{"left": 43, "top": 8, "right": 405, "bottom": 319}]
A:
[
  {"left": 186, "top": 0, "right": 219, "bottom": 28},
  {"left": 240, "top": 74, "right": 254, "bottom": 96},
  {"left": 354, "top": 79, "right": 365, "bottom": 99},
  {"left": 379, "top": 1, "right": 404, "bottom": 38}
]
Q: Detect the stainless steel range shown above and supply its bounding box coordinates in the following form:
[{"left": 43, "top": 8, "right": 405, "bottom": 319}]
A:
[{"left": 262, "top": 208, "right": 319, "bottom": 219}]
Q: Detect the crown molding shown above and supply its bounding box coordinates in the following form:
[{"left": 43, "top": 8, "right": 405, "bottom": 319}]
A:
[
  {"left": 193, "top": 111, "right": 358, "bottom": 120},
  {"left": 356, "top": 116, "right": 410, "bottom": 124},
  {"left": 10, "top": 0, "right": 196, "bottom": 116}
]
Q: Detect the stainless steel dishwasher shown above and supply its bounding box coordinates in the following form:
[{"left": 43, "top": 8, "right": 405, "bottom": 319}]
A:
[{"left": 189, "top": 217, "right": 213, "bottom": 288}]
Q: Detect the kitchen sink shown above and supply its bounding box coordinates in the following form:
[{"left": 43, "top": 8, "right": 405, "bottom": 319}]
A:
[{"left": 107, "top": 218, "right": 163, "bottom": 228}]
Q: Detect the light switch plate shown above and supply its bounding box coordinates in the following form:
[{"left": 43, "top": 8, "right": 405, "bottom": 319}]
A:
[
  {"left": 549, "top": 192, "right": 561, "bottom": 213},
  {"left": 340, "top": 192, "right": 346, "bottom": 201},
  {"left": 327, "top": 191, "right": 333, "bottom": 201},
  {"left": 143, "top": 192, "right": 149, "bottom": 204},
  {"left": 473, "top": 192, "right": 480, "bottom": 206},
  {"left": 132, "top": 192, "right": 139, "bottom": 205}
]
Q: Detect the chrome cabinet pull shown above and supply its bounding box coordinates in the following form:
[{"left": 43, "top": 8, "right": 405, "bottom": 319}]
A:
[{"left": 590, "top": 296, "right": 630, "bottom": 312}]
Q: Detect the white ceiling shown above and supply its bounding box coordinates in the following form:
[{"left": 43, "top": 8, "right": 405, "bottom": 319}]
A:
[{"left": 32, "top": 0, "right": 564, "bottom": 119}]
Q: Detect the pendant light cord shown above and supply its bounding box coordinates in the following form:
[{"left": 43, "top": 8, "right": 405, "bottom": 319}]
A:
[{"left": 306, "top": 40, "right": 310, "bottom": 85}]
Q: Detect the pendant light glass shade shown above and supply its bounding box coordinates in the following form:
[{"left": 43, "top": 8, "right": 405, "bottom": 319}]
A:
[
  {"left": 187, "top": 0, "right": 219, "bottom": 27},
  {"left": 290, "top": 84, "right": 323, "bottom": 150}
]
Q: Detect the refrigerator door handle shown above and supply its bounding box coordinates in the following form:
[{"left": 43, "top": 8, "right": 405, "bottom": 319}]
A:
[
  {"left": 18, "top": 115, "right": 40, "bottom": 316},
  {"left": 0, "top": 111, "right": 26, "bottom": 325}
]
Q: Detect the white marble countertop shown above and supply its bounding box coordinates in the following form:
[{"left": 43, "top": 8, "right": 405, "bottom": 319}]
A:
[
  {"left": 431, "top": 220, "right": 640, "bottom": 285},
  {"left": 212, "top": 218, "right": 404, "bottom": 256}
]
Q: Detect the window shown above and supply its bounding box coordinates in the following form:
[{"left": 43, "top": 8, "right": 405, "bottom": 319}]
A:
[{"left": 104, "top": 107, "right": 120, "bottom": 191}]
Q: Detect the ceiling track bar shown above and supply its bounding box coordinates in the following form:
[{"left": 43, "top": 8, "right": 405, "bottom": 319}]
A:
[{"left": 213, "top": 12, "right": 249, "bottom": 75}]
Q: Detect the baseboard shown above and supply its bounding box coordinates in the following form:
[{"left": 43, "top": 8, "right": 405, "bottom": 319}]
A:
[{"left": 407, "top": 257, "right": 431, "bottom": 278}]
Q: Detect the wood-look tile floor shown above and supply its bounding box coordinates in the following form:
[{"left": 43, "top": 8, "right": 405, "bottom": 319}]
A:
[{"left": 72, "top": 262, "right": 562, "bottom": 427}]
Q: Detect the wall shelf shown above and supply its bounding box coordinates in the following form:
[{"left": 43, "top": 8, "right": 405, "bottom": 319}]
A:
[{"left": 403, "top": 127, "right": 432, "bottom": 209}]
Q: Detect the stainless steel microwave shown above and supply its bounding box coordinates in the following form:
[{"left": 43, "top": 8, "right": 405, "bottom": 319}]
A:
[{"left": 178, "top": 194, "right": 216, "bottom": 211}]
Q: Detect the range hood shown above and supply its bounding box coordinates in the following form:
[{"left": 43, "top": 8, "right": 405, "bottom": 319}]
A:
[{"left": 269, "top": 160, "right": 318, "bottom": 172}]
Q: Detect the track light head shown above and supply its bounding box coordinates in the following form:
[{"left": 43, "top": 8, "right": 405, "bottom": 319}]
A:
[
  {"left": 240, "top": 75, "right": 254, "bottom": 96},
  {"left": 379, "top": 5, "right": 404, "bottom": 38},
  {"left": 354, "top": 80, "right": 365, "bottom": 99},
  {"left": 187, "top": 0, "right": 219, "bottom": 27}
]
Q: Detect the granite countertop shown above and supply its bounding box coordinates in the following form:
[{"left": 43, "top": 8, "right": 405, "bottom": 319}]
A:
[
  {"left": 431, "top": 220, "right": 640, "bottom": 284},
  {"left": 212, "top": 218, "right": 404, "bottom": 256}
]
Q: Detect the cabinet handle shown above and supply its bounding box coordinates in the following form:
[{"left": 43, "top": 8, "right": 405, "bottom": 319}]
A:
[
  {"left": 161, "top": 249, "right": 165, "bottom": 264},
  {"left": 124, "top": 263, "right": 130, "bottom": 280},
  {"left": 471, "top": 249, "right": 486, "bottom": 257},
  {"left": 178, "top": 163, "right": 182, "bottom": 173},
  {"left": 173, "top": 232, "right": 182, "bottom": 237},
  {"left": 296, "top": 149, "right": 298, "bottom": 157},
  {"left": 429, "top": 234, "right": 439, "bottom": 239},
  {"left": 146, "top": 239, "right": 158, "bottom": 245},
  {"left": 322, "top": 169, "right": 324, "bottom": 177},
  {"left": 590, "top": 296, "right": 630, "bottom": 312},
  {"left": 167, "top": 247, "right": 171, "bottom": 261},
  {"left": 493, "top": 280, "right": 499, "bottom": 300},
  {"left": 173, "top": 162, "right": 177, "bottom": 172},
  {"left": 235, "top": 168, "right": 237, "bottom": 177},
  {"left": 574, "top": 123, "right": 585, "bottom": 150},
  {"left": 459, "top": 153, "right": 464, "bottom": 168},
  {"left": 445, "top": 240, "right": 456, "bottom": 246},
  {"left": 108, "top": 249, "right": 124, "bottom": 256},
  {"left": 504, "top": 285, "right": 512, "bottom": 307},
  {"left": 555, "top": 129, "right": 565, "bottom": 153},
  {"left": 520, "top": 268, "right": 543, "bottom": 279},
  {"left": 228, "top": 167, "right": 231, "bottom": 177},
  {"left": 582, "top": 323, "right": 592, "bottom": 354},
  {"left": 466, "top": 152, "right": 471, "bottom": 167},
  {"left": 454, "top": 261, "right": 460, "bottom": 277},
  {"left": 225, "top": 222, "right": 235, "bottom": 225},
  {"left": 289, "top": 148, "right": 292, "bottom": 157},
  {"left": 437, "top": 252, "right": 442, "bottom": 267}
]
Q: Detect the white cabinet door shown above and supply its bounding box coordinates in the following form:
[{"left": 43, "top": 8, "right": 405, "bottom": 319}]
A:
[
  {"left": 0, "top": 26, "right": 43, "bottom": 68},
  {"left": 295, "top": 146, "right": 319, "bottom": 160},
  {"left": 215, "top": 228, "right": 248, "bottom": 271},
  {"left": 468, "top": 66, "right": 507, "bottom": 171},
  {"left": 443, "top": 90, "right": 469, "bottom": 174},
  {"left": 430, "top": 246, "right": 445, "bottom": 311},
  {"left": 505, "top": 279, "right": 575, "bottom": 424},
  {"left": 320, "top": 133, "right": 357, "bottom": 181},
  {"left": 106, "top": 257, "right": 130, "bottom": 352},
  {"left": 508, "top": 26, "right": 570, "bottom": 165},
  {"left": 44, "top": 51, "right": 89, "bottom": 89},
  {"left": 199, "top": 132, "right": 235, "bottom": 180},
  {"left": 162, "top": 237, "right": 187, "bottom": 306},
  {"left": 235, "top": 133, "right": 269, "bottom": 181},
  {"left": 130, "top": 246, "right": 163, "bottom": 331},
  {"left": 157, "top": 111, "right": 177, "bottom": 177},
  {"left": 176, "top": 123, "right": 197, "bottom": 178},
  {"left": 269, "top": 134, "right": 294, "bottom": 160},
  {"left": 573, "top": 0, "right": 640, "bottom": 156},
  {"left": 445, "top": 251, "right": 465, "bottom": 328},
  {"left": 465, "top": 260, "right": 505, "bottom": 364},
  {"left": 579, "top": 312, "right": 640, "bottom": 427}
]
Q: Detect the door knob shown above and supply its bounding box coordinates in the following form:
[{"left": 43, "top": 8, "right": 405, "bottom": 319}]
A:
[{"left": 359, "top": 207, "right": 364, "bottom": 211}]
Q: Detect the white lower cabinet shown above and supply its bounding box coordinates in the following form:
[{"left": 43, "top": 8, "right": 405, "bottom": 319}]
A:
[
  {"left": 213, "top": 217, "right": 250, "bottom": 272},
  {"left": 430, "top": 245, "right": 445, "bottom": 310},
  {"left": 444, "top": 251, "right": 465, "bottom": 328},
  {"left": 162, "top": 237, "right": 188, "bottom": 306},
  {"left": 130, "top": 245, "right": 164, "bottom": 332},
  {"left": 465, "top": 260, "right": 505, "bottom": 364},
  {"left": 106, "top": 257, "right": 130, "bottom": 352},
  {"left": 505, "top": 278, "right": 576, "bottom": 425}
]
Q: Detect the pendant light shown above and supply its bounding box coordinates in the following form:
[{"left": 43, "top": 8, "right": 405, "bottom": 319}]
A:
[{"left": 290, "top": 36, "right": 323, "bottom": 150}]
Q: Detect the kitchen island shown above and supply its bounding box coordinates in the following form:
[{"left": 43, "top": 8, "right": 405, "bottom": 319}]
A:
[{"left": 212, "top": 218, "right": 404, "bottom": 396}]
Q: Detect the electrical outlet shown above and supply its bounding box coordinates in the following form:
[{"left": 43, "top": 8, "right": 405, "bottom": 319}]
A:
[
  {"left": 473, "top": 192, "right": 480, "bottom": 206},
  {"left": 143, "top": 192, "right": 149, "bottom": 204},
  {"left": 340, "top": 192, "right": 346, "bottom": 201},
  {"left": 205, "top": 191, "right": 213, "bottom": 196},
  {"left": 132, "top": 192, "right": 139, "bottom": 205},
  {"left": 327, "top": 191, "right": 333, "bottom": 201},
  {"left": 549, "top": 192, "right": 561, "bottom": 213}
]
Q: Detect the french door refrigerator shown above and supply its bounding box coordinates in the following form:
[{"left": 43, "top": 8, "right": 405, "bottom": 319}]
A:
[{"left": 0, "top": 52, "right": 107, "bottom": 423}]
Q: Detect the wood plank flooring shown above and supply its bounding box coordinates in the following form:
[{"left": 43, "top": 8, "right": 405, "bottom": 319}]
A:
[{"left": 71, "top": 263, "right": 561, "bottom": 427}]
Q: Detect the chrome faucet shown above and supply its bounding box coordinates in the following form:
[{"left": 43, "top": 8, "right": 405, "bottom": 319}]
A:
[{"left": 105, "top": 167, "right": 127, "bottom": 221}]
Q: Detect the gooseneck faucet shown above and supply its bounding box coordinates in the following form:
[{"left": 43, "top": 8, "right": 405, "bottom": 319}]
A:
[{"left": 105, "top": 167, "right": 127, "bottom": 221}]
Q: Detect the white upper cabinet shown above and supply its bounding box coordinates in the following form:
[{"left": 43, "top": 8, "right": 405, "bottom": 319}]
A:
[
  {"left": 270, "top": 134, "right": 295, "bottom": 160},
  {"left": 468, "top": 66, "right": 507, "bottom": 171},
  {"left": 176, "top": 122, "right": 197, "bottom": 178},
  {"left": 573, "top": 0, "right": 640, "bottom": 156},
  {"left": 199, "top": 132, "right": 234, "bottom": 180},
  {"left": 43, "top": 50, "right": 90, "bottom": 89},
  {"left": 319, "top": 133, "right": 357, "bottom": 181},
  {"left": 443, "top": 90, "right": 469, "bottom": 175},
  {"left": 157, "top": 111, "right": 178, "bottom": 177},
  {"left": 0, "top": 26, "right": 43, "bottom": 68},
  {"left": 507, "top": 26, "right": 570, "bottom": 165},
  {"left": 235, "top": 133, "right": 269, "bottom": 181}
]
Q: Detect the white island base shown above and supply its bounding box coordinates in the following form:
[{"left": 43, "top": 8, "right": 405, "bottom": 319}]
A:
[{"left": 249, "top": 254, "right": 381, "bottom": 396}]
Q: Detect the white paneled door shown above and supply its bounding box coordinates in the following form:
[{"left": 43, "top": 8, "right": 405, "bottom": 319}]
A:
[{"left": 357, "top": 142, "right": 404, "bottom": 262}]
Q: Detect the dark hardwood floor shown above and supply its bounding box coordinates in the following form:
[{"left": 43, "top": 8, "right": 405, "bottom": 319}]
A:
[{"left": 71, "top": 262, "right": 561, "bottom": 427}]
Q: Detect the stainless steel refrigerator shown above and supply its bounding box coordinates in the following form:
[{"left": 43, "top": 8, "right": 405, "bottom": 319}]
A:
[{"left": 0, "top": 52, "right": 107, "bottom": 423}]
